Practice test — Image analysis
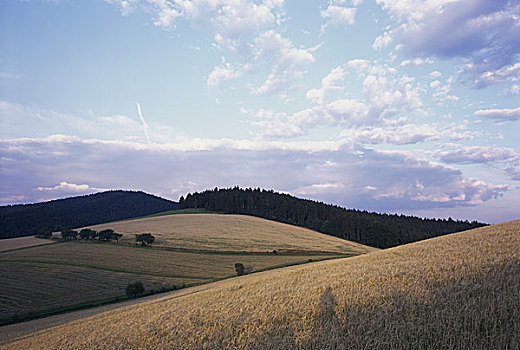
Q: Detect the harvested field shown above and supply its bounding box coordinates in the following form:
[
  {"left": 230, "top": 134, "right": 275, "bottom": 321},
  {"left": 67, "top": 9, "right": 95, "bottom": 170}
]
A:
[
  {"left": 5, "top": 220, "right": 518, "bottom": 349},
  {"left": 0, "top": 262, "right": 197, "bottom": 320},
  {"left": 0, "top": 236, "right": 56, "bottom": 252},
  {"left": 85, "top": 213, "right": 376, "bottom": 254},
  {"left": 0, "top": 242, "right": 339, "bottom": 279}
]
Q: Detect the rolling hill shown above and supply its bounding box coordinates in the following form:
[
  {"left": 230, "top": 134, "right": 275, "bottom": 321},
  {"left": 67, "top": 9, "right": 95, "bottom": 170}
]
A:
[
  {"left": 4, "top": 219, "right": 517, "bottom": 349},
  {"left": 179, "top": 187, "right": 486, "bottom": 248},
  {"left": 0, "top": 190, "right": 178, "bottom": 239},
  {"left": 85, "top": 213, "right": 377, "bottom": 254},
  {"left": 0, "top": 213, "right": 374, "bottom": 326}
]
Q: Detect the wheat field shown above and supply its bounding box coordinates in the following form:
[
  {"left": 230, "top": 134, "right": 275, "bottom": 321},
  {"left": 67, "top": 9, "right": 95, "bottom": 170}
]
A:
[
  {"left": 85, "top": 213, "right": 376, "bottom": 254},
  {"left": 5, "top": 219, "right": 518, "bottom": 349},
  {"left": 0, "top": 236, "right": 56, "bottom": 252}
]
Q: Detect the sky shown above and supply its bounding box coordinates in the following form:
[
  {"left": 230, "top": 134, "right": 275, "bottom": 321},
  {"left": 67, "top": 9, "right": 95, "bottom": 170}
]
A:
[{"left": 1, "top": 0, "right": 519, "bottom": 223}]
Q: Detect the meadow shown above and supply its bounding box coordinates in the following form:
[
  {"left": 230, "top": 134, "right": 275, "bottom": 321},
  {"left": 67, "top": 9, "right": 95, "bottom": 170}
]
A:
[
  {"left": 85, "top": 213, "right": 376, "bottom": 254},
  {"left": 4, "top": 219, "right": 518, "bottom": 349}
]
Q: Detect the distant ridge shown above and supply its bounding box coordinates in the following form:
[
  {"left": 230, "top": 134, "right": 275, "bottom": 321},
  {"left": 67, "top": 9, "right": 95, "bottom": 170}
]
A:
[
  {"left": 0, "top": 191, "right": 178, "bottom": 239},
  {"left": 179, "top": 187, "right": 486, "bottom": 248}
]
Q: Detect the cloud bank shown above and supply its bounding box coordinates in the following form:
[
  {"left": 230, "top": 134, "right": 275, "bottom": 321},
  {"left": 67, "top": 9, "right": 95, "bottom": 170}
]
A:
[{"left": 0, "top": 136, "right": 507, "bottom": 211}]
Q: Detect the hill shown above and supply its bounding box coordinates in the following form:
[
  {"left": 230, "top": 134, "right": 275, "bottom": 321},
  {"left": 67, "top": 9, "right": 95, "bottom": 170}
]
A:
[
  {"left": 179, "top": 187, "right": 486, "bottom": 248},
  {"left": 85, "top": 213, "right": 377, "bottom": 254},
  {"left": 0, "top": 190, "right": 178, "bottom": 239},
  {"left": 4, "top": 219, "right": 518, "bottom": 349},
  {"left": 0, "top": 213, "right": 373, "bottom": 326}
]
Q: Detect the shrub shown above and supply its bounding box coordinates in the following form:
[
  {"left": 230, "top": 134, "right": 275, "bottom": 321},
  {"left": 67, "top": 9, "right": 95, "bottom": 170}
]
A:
[
  {"left": 126, "top": 281, "right": 145, "bottom": 297},
  {"left": 235, "top": 263, "right": 245, "bottom": 276}
]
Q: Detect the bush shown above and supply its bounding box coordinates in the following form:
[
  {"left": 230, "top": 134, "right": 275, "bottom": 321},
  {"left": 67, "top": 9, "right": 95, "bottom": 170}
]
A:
[
  {"left": 135, "top": 233, "right": 155, "bottom": 246},
  {"left": 235, "top": 263, "right": 245, "bottom": 276},
  {"left": 126, "top": 281, "right": 144, "bottom": 297}
]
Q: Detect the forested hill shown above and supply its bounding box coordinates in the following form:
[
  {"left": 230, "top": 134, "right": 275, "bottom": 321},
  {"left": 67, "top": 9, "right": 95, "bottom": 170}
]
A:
[
  {"left": 179, "top": 187, "right": 486, "bottom": 249},
  {"left": 0, "top": 191, "right": 178, "bottom": 239}
]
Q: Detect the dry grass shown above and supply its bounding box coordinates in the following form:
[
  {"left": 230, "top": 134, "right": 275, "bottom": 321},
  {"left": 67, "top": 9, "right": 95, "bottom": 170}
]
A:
[
  {"left": 0, "top": 262, "right": 196, "bottom": 319},
  {"left": 5, "top": 219, "right": 518, "bottom": 349},
  {"left": 0, "top": 242, "right": 338, "bottom": 279},
  {"left": 85, "top": 214, "right": 376, "bottom": 254},
  {"left": 0, "top": 236, "right": 56, "bottom": 252}
]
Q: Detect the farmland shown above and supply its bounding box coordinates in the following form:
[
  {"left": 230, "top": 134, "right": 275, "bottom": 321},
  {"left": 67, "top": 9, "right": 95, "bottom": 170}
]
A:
[
  {"left": 4, "top": 219, "right": 518, "bottom": 349},
  {"left": 0, "top": 236, "right": 56, "bottom": 252},
  {"left": 0, "top": 262, "right": 193, "bottom": 320},
  {"left": 0, "top": 213, "right": 366, "bottom": 325},
  {"left": 85, "top": 213, "right": 376, "bottom": 254}
]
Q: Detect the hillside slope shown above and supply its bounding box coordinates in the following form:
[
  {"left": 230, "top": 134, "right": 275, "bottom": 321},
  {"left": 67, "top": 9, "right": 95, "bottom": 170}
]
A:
[
  {"left": 86, "top": 213, "right": 377, "bottom": 254},
  {"left": 179, "top": 187, "right": 486, "bottom": 248},
  {"left": 5, "top": 220, "right": 519, "bottom": 349},
  {"left": 0, "top": 191, "right": 178, "bottom": 239}
]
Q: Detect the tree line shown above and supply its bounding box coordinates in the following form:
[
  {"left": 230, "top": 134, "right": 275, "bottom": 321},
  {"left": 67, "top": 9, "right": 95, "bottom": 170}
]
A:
[
  {"left": 179, "top": 187, "right": 486, "bottom": 249},
  {"left": 57, "top": 228, "right": 123, "bottom": 242},
  {"left": 50, "top": 228, "right": 155, "bottom": 246},
  {"left": 0, "top": 190, "right": 178, "bottom": 239}
]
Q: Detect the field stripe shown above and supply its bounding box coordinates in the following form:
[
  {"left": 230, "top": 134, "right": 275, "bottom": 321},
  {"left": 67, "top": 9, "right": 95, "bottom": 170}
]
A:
[{"left": 0, "top": 259, "right": 212, "bottom": 280}]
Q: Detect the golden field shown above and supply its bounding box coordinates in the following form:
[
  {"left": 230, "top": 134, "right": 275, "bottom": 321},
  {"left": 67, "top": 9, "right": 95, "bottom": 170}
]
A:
[
  {"left": 0, "top": 236, "right": 56, "bottom": 252},
  {"left": 85, "top": 213, "right": 375, "bottom": 254},
  {"left": 1, "top": 213, "right": 366, "bottom": 324},
  {"left": 0, "top": 242, "right": 344, "bottom": 280},
  {"left": 4, "top": 219, "right": 519, "bottom": 349}
]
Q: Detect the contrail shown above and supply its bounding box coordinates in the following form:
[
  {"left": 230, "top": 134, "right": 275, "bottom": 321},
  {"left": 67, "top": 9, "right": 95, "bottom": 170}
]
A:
[{"left": 136, "top": 102, "right": 151, "bottom": 143}]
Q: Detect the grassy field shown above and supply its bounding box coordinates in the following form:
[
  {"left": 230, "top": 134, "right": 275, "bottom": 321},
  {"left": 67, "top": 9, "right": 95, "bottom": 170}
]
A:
[
  {"left": 0, "top": 236, "right": 56, "bottom": 252},
  {"left": 85, "top": 213, "right": 376, "bottom": 254},
  {"left": 4, "top": 219, "right": 518, "bottom": 349}
]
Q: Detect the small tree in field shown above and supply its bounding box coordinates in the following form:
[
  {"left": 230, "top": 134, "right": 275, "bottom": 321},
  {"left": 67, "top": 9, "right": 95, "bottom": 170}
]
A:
[
  {"left": 126, "top": 281, "right": 145, "bottom": 297},
  {"left": 235, "top": 263, "right": 245, "bottom": 276},
  {"left": 61, "top": 229, "right": 77, "bottom": 240},
  {"left": 135, "top": 233, "right": 155, "bottom": 246},
  {"left": 98, "top": 229, "right": 115, "bottom": 242},
  {"left": 79, "top": 228, "right": 95, "bottom": 240}
]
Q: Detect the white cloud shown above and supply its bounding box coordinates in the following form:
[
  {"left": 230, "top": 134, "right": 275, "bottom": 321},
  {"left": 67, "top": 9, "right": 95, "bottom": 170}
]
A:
[
  {"left": 306, "top": 66, "right": 345, "bottom": 104},
  {"left": 372, "top": 31, "right": 392, "bottom": 51},
  {"left": 429, "top": 70, "right": 442, "bottom": 79},
  {"left": 321, "top": 66, "right": 345, "bottom": 87},
  {"left": 207, "top": 63, "right": 242, "bottom": 87},
  {"left": 255, "top": 60, "right": 424, "bottom": 138},
  {"left": 37, "top": 181, "right": 108, "bottom": 193},
  {"left": 377, "top": 0, "right": 520, "bottom": 85},
  {"left": 474, "top": 62, "right": 520, "bottom": 88},
  {"left": 341, "top": 122, "right": 477, "bottom": 145},
  {"left": 436, "top": 145, "right": 519, "bottom": 164},
  {"left": 327, "top": 99, "right": 369, "bottom": 123},
  {"left": 321, "top": 5, "right": 357, "bottom": 26},
  {"left": 251, "top": 30, "right": 315, "bottom": 96},
  {"left": 106, "top": 0, "right": 309, "bottom": 95},
  {"left": 435, "top": 145, "right": 520, "bottom": 181},
  {"left": 400, "top": 57, "right": 433, "bottom": 67},
  {"left": 429, "top": 76, "right": 459, "bottom": 102},
  {"left": 474, "top": 107, "right": 520, "bottom": 122}
]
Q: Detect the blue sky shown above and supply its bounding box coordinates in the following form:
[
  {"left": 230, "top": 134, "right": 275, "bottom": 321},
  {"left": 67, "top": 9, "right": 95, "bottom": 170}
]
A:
[{"left": 1, "top": 0, "right": 519, "bottom": 223}]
